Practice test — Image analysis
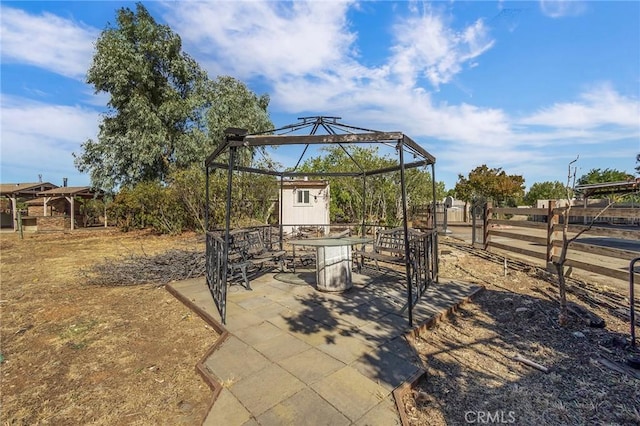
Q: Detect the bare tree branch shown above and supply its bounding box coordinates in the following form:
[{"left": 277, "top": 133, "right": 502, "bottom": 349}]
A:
[{"left": 553, "top": 154, "right": 639, "bottom": 326}]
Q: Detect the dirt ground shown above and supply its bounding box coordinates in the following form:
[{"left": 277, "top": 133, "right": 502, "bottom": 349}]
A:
[
  {"left": 2, "top": 229, "right": 638, "bottom": 425},
  {"left": 1, "top": 229, "right": 216, "bottom": 425},
  {"left": 404, "top": 236, "right": 640, "bottom": 426}
]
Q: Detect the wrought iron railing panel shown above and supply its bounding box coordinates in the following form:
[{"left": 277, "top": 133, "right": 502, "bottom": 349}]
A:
[
  {"left": 206, "top": 232, "right": 227, "bottom": 323},
  {"left": 407, "top": 229, "right": 438, "bottom": 310},
  {"left": 205, "top": 224, "right": 440, "bottom": 326}
]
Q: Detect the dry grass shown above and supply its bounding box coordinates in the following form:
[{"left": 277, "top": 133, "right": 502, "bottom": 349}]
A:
[
  {"left": 404, "top": 239, "right": 640, "bottom": 425},
  {"left": 1, "top": 229, "right": 217, "bottom": 425},
  {"left": 2, "top": 229, "right": 638, "bottom": 425}
]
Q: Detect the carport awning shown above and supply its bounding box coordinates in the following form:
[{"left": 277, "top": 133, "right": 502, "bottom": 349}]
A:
[
  {"left": 576, "top": 178, "right": 640, "bottom": 198},
  {"left": 38, "top": 186, "right": 104, "bottom": 198},
  {"left": 37, "top": 187, "right": 106, "bottom": 231}
]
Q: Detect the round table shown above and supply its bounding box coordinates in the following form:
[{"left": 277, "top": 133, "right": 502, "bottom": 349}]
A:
[{"left": 289, "top": 237, "right": 372, "bottom": 292}]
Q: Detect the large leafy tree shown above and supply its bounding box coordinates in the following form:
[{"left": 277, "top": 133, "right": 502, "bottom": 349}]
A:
[
  {"left": 204, "top": 76, "right": 275, "bottom": 226},
  {"left": 454, "top": 165, "right": 525, "bottom": 207},
  {"left": 523, "top": 181, "right": 566, "bottom": 206},
  {"left": 297, "top": 146, "right": 443, "bottom": 225},
  {"left": 577, "top": 168, "right": 634, "bottom": 186},
  {"left": 207, "top": 76, "right": 272, "bottom": 162},
  {"left": 75, "top": 3, "right": 210, "bottom": 191}
]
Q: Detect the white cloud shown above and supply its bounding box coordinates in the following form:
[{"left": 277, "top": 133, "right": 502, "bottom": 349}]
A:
[
  {"left": 435, "top": 84, "right": 640, "bottom": 186},
  {"left": 389, "top": 7, "right": 495, "bottom": 88},
  {"left": 167, "top": 1, "right": 503, "bottom": 147},
  {"left": 0, "top": 96, "right": 99, "bottom": 183},
  {"left": 539, "top": 0, "right": 587, "bottom": 19},
  {"left": 166, "top": 1, "right": 494, "bottom": 94},
  {"left": 362, "top": 83, "right": 639, "bottom": 185},
  {"left": 0, "top": 6, "right": 98, "bottom": 79},
  {"left": 164, "top": 1, "right": 357, "bottom": 81},
  {"left": 519, "top": 84, "right": 640, "bottom": 129}
]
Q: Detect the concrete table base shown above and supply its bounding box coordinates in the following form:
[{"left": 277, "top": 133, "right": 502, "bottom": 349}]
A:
[{"left": 316, "top": 245, "right": 352, "bottom": 292}]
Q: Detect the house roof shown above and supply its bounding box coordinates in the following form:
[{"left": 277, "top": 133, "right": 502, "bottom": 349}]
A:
[{"left": 0, "top": 182, "right": 57, "bottom": 196}]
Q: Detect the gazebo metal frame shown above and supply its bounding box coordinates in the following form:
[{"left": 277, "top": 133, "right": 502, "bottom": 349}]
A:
[{"left": 204, "top": 116, "right": 439, "bottom": 326}]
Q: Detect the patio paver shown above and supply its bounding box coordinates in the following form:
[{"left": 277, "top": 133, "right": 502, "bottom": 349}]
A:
[
  {"left": 311, "top": 366, "right": 389, "bottom": 422},
  {"left": 256, "top": 388, "right": 350, "bottom": 426},
  {"left": 230, "top": 363, "right": 306, "bottom": 417}
]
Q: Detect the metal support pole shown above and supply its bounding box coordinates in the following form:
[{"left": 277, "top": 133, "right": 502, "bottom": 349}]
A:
[
  {"left": 361, "top": 174, "right": 367, "bottom": 238},
  {"left": 220, "top": 145, "right": 237, "bottom": 324},
  {"left": 431, "top": 163, "right": 439, "bottom": 283},
  {"left": 205, "top": 165, "right": 210, "bottom": 231},
  {"left": 279, "top": 175, "right": 284, "bottom": 251},
  {"left": 630, "top": 257, "right": 639, "bottom": 347},
  {"left": 399, "top": 141, "right": 413, "bottom": 328},
  {"left": 483, "top": 202, "right": 492, "bottom": 249},
  {"left": 430, "top": 163, "right": 437, "bottom": 232}
]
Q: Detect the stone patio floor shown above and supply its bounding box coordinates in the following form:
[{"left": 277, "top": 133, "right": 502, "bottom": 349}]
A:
[{"left": 167, "top": 266, "right": 483, "bottom": 425}]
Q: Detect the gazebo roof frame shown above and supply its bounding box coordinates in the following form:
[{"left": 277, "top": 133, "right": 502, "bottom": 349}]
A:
[{"left": 205, "top": 116, "right": 436, "bottom": 178}]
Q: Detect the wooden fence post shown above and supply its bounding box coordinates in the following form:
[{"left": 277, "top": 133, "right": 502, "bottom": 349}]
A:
[
  {"left": 17, "top": 210, "right": 23, "bottom": 240},
  {"left": 546, "top": 200, "right": 558, "bottom": 270},
  {"left": 483, "top": 201, "right": 492, "bottom": 250}
]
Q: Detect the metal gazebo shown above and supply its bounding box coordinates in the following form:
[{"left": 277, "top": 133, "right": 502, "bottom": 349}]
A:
[{"left": 204, "top": 116, "right": 439, "bottom": 325}]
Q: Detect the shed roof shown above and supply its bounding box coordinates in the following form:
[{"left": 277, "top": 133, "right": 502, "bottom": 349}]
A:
[{"left": 281, "top": 179, "right": 328, "bottom": 188}]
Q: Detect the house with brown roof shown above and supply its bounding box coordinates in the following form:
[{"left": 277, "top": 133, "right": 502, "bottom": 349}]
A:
[
  {"left": 0, "top": 182, "right": 57, "bottom": 229},
  {"left": 0, "top": 182, "right": 106, "bottom": 231}
]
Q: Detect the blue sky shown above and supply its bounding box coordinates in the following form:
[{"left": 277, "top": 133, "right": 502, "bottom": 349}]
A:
[{"left": 1, "top": 0, "right": 638, "bottom": 192}]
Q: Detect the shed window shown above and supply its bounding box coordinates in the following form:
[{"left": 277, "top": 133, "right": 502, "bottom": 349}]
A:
[{"left": 296, "top": 190, "right": 310, "bottom": 204}]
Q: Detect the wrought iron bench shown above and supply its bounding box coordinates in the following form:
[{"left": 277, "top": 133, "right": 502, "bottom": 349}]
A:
[
  {"left": 353, "top": 227, "right": 426, "bottom": 272},
  {"left": 228, "top": 228, "right": 286, "bottom": 289}
]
